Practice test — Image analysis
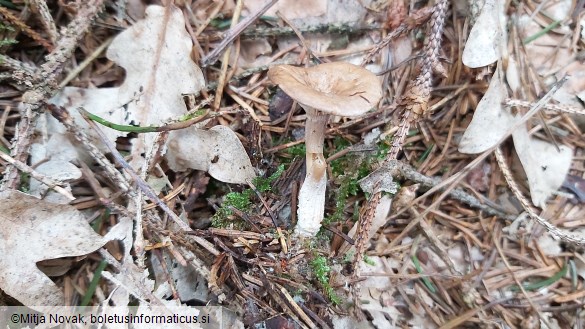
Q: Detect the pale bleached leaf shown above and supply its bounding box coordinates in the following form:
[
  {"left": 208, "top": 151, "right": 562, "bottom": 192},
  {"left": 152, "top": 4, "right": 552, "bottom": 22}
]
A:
[
  {"left": 512, "top": 125, "right": 573, "bottom": 208},
  {"left": 151, "top": 250, "right": 208, "bottom": 303},
  {"left": 462, "top": 0, "right": 503, "bottom": 68},
  {"left": 165, "top": 125, "right": 256, "bottom": 184},
  {"left": 506, "top": 55, "right": 521, "bottom": 93},
  {"left": 341, "top": 195, "right": 392, "bottom": 255},
  {"left": 543, "top": 0, "right": 572, "bottom": 21},
  {"left": 537, "top": 233, "right": 562, "bottom": 256},
  {"left": 47, "top": 5, "right": 254, "bottom": 184},
  {"left": 332, "top": 315, "right": 375, "bottom": 329},
  {"left": 244, "top": 0, "right": 327, "bottom": 21},
  {"left": 49, "top": 87, "right": 127, "bottom": 151},
  {"left": 458, "top": 67, "right": 513, "bottom": 153},
  {"left": 0, "top": 190, "right": 130, "bottom": 310},
  {"left": 29, "top": 160, "right": 81, "bottom": 204},
  {"left": 106, "top": 5, "right": 204, "bottom": 125}
]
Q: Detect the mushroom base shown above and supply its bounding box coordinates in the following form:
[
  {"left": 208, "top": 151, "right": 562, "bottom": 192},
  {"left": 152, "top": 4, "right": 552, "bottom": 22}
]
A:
[{"left": 294, "top": 153, "right": 327, "bottom": 237}]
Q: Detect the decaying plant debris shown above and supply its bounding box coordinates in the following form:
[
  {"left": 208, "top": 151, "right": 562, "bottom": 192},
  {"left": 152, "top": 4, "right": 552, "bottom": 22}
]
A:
[{"left": 1, "top": 0, "right": 585, "bottom": 328}]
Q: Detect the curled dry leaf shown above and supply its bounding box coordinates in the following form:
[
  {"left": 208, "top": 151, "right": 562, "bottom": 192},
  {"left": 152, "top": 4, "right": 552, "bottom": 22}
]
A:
[
  {"left": 166, "top": 125, "right": 256, "bottom": 184},
  {"left": 0, "top": 190, "right": 130, "bottom": 310},
  {"left": 462, "top": 0, "right": 504, "bottom": 68},
  {"left": 48, "top": 5, "right": 254, "bottom": 184},
  {"left": 458, "top": 67, "right": 513, "bottom": 153}
]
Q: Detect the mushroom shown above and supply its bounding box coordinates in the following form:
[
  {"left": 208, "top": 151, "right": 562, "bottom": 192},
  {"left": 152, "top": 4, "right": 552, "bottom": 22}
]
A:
[{"left": 268, "top": 62, "right": 383, "bottom": 237}]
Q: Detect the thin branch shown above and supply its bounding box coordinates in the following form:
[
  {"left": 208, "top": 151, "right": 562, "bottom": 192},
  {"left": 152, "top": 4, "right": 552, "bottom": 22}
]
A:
[
  {"left": 30, "top": 0, "right": 58, "bottom": 43},
  {"left": 200, "top": 0, "right": 279, "bottom": 67},
  {"left": 1, "top": 0, "right": 106, "bottom": 190},
  {"left": 494, "top": 147, "right": 585, "bottom": 245},
  {"left": 0, "top": 151, "right": 74, "bottom": 200},
  {"left": 352, "top": 0, "right": 450, "bottom": 290}
]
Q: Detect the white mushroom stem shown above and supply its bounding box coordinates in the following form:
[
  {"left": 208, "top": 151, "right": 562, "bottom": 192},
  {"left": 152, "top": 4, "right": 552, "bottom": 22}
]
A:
[{"left": 294, "top": 107, "right": 329, "bottom": 237}]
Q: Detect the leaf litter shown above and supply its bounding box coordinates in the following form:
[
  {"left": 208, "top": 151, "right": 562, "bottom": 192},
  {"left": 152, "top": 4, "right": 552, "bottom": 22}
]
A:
[
  {"left": 0, "top": 0, "right": 584, "bottom": 328},
  {"left": 48, "top": 5, "right": 255, "bottom": 184}
]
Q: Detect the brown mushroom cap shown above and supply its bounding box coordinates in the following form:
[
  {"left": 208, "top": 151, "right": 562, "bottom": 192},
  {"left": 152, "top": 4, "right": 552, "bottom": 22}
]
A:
[{"left": 268, "top": 62, "right": 383, "bottom": 117}]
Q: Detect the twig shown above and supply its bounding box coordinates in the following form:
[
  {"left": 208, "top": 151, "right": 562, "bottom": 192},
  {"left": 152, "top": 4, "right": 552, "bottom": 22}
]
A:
[
  {"left": 47, "top": 104, "right": 132, "bottom": 193},
  {"left": 367, "top": 160, "right": 515, "bottom": 220},
  {"left": 30, "top": 0, "right": 58, "bottom": 43},
  {"left": 494, "top": 147, "right": 585, "bottom": 245},
  {"left": 505, "top": 98, "right": 585, "bottom": 115},
  {"left": 0, "top": 54, "right": 37, "bottom": 77},
  {"left": 360, "top": 7, "right": 433, "bottom": 66},
  {"left": 0, "top": 151, "right": 75, "bottom": 200},
  {"left": 1, "top": 0, "right": 105, "bottom": 190},
  {"left": 201, "top": 0, "right": 279, "bottom": 67},
  {"left": 77, "top": 107, "right": 192, "bottom": 232},
  {"left": 241, "top": 23, "right": 379, "bottom": 39},
  {"left": 352, "top": 0, "right": 449, "bottom": 289}
]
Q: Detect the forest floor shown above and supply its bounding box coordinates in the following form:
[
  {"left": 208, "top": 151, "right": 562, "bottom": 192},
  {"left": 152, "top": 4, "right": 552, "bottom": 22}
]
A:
[{"left": 1, "top": 0, "right": 585, "bottom": 328}]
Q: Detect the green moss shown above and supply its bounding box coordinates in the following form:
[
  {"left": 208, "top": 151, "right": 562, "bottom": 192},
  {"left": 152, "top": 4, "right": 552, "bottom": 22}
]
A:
[
  {"left": 326, "top": 136, "right": 390, "bottom": 225},
  {"left": 342, "top": 250, "right": 355, "bottom": 263},
  {"left": 363, "top": 254, "right": 376, "bottom": 266},
  {"left": 211, "top": 165, "right": 285, "bottom": 228},
  {"left": 285, "top": 143, "right": 306, "bottom": 157},
  {"left": 310, "top": 255, "right": 341, "bottom": 305},
  {"left": 376, "top": 136, "right": 391, "bottom": 160},
  {"left": 212, "top": 190, "right": 251, "bottom": 228},
  {"left": 254, "top": 164, "right": 284, "bottom": 193}
]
